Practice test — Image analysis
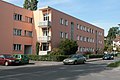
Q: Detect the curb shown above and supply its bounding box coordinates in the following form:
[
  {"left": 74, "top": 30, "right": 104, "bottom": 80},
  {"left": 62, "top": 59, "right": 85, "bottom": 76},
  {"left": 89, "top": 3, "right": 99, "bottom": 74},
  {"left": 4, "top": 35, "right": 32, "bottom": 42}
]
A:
[{"left": 86, "top": 58, "right": 102, "bottom": 62}]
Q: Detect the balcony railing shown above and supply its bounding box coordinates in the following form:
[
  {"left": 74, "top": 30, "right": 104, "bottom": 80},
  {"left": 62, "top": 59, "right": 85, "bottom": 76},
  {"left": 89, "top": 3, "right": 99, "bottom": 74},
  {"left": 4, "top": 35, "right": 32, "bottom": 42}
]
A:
[
  {"left": 38, "top": 36, "right": 51, "bottom": 42},
  {"left": 38, "top": 21, "right": 51, "bottom": 28}
]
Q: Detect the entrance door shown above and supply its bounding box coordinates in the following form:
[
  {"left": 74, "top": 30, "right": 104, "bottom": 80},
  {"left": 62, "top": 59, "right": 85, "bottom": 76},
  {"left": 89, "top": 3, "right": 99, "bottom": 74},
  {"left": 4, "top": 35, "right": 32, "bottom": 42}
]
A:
[{"left": 24, "top": 45, "right": 32, "bottom": 54}]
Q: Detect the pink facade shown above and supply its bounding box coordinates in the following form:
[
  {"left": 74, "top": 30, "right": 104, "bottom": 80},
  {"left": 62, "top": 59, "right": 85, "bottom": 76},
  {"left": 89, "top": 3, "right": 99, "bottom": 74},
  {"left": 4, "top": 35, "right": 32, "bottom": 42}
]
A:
[
  {"left": 35, "top": 6, "right": 104, "bottom": 55},
  {"left": 0, "top": 1, "right": 36, "bottom": 54},
  {"left": 0, "top": 1, "right": 104, "bottom": 55}
]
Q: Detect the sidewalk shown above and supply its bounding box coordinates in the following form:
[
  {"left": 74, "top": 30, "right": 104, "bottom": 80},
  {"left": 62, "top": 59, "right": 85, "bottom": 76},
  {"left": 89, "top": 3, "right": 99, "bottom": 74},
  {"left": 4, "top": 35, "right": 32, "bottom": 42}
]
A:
[{"left": 86, "top": 58, "right": 102, "bottom": 62}]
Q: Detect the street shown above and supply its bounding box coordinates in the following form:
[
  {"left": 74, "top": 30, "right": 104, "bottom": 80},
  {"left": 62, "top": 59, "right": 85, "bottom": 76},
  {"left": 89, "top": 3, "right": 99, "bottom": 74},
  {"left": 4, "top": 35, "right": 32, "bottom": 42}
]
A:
[{"left": 0, "top": 58, "right": 120, "bottom": 80}]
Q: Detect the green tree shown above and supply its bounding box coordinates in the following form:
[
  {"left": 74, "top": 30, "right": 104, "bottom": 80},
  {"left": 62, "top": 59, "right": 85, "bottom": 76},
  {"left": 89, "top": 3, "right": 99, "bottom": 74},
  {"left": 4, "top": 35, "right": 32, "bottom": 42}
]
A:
[
  {"left": 23, "top": 0, "right": 30, "bottom": 10},
  {"left": 107, "top": 27, "right": 119, "bottom": 45},
  {"left": 23, "top": 0, "right": 38, "bottom": 11},
  {"left": 30, "top": 0, "right": 38, "bottom": 11},
  {"left": 59, "top": 39, "right": 78, "bottom": 55}
]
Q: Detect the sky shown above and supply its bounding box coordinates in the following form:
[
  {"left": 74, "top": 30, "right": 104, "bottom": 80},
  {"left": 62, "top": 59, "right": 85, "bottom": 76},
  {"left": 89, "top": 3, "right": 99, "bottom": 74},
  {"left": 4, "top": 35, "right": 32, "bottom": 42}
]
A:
[{"left": 2, "top": 0, "right": 120, "bottom": 36}]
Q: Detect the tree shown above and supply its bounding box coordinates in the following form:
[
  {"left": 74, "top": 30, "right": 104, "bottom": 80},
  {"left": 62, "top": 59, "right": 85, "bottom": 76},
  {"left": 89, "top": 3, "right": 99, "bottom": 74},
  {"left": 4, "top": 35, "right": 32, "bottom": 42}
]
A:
[
  {"left": 23, "top": 0, "right": 38, "bottom": 11},
  {"left": 23, "top": 0, "right": 30, "bottom": 10},
  {"left": 107, "top": 27, "right": 119, "bottom": 45},
  {"left": 59, "top": 39, "right": 78, "bottom": 55},
  {"left": 30, "top": 0, "right": 38, "bottom": 11}
]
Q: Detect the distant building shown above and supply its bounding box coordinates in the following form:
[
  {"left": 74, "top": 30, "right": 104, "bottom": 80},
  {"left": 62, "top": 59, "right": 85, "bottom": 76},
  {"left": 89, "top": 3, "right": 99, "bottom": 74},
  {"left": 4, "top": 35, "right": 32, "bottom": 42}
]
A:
[
  {"left": 0, "top": 1, "right": 104, "bottom": 55},
  {"left": 113, "top": 36, "right": 120, "bottom": 47}
]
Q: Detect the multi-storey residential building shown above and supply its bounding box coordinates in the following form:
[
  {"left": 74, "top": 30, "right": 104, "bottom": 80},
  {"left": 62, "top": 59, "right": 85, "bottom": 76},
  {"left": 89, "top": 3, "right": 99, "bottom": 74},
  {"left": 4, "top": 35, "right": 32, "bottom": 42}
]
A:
[
  {"left": 0, "top": 1, "right": 36, "bottom": 54},
  {"left": 0, "top": 1, "right": 104, "bottom": 55}
]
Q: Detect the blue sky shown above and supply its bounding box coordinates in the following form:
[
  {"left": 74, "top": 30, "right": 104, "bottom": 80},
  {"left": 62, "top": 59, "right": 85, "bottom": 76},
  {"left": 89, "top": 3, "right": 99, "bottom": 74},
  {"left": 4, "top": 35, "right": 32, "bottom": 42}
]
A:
[{"left": 3, "top": 0, "right": 120, "bottom": 36}]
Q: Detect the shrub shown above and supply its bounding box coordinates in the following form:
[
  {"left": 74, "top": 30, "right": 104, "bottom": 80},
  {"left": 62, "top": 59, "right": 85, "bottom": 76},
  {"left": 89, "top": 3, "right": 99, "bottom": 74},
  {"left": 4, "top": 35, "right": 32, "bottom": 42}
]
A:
[
  {"left": 49, "top": 48, "right": 64, "bottom": 55},
  {"left": 107, "top": 61, "right": 120, "bottom": 67},
  {"left": 27, "top": 54, "right": 69, "bottom": 61},
  {"left": 89, "top": 54, "right": 104, "bottom": 58},
  {"left": 59, "top": 39, "right": 78, "bottom": 55},
  {"left": 83, "top": 54, "right": 104, "bottom": 59}
]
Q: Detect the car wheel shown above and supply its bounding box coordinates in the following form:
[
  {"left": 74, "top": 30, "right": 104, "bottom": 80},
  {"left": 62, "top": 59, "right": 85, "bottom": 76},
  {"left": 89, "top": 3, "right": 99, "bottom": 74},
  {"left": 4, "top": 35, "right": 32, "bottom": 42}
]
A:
[
  {"left": 83, "top": 60, "right": 86, "bottom": 64},
  {"left": 74, "top": 61, "right": 77, "bottom": 65},
  {"left": 4, "top": 61, "right": 9, "bottom": 66}
]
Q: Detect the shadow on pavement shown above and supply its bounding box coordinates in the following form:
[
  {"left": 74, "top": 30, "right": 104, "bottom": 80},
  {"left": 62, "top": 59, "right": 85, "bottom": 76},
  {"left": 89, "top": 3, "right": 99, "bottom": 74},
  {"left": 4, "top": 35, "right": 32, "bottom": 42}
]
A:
[{"left": 0, "top": 62, "right": 114, "bottom": 80}]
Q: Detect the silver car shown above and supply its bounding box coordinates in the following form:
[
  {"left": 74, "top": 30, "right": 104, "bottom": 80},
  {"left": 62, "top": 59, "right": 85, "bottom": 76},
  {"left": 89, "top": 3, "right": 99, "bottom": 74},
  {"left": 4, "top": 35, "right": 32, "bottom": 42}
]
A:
[{"left": 63, "top": 54, "right": 86, "bottom": 65}]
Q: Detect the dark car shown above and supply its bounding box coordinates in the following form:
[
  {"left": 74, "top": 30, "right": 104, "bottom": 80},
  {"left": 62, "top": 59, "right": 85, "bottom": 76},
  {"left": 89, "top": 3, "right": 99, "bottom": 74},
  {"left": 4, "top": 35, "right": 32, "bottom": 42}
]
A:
[
  {"left": 63, "top": 54, "right": 86, "bottom": 65},
  {"left": 0, "top": 54, "right": 19, "bottom": 66},
  {"left": 13, "top": 54, "right": 29, "bottom": 64},
  {"left": 103, "top": 54, "right": 114, "bottom": 60}
]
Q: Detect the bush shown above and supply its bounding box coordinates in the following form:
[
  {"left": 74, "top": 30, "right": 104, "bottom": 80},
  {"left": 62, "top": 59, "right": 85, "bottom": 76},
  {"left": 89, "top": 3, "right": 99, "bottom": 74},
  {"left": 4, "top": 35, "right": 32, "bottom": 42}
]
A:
[
  {"left": 49, "top": 48, "right": 64, "bottom": 55},
  {"left": 27, "top": 55, "right": 69, "bottom": 61},
  {"left": 59, "top": 39, "right": 78, "bottom": 55},
  {"left": 107, "top": 61, "right": 120, "bottom": 67},
  {"left": 83, "top": 54, "right": 104, "bottom": 59},
  {"left": 89, "top": 54, "right": 104, "bottom": 58}
]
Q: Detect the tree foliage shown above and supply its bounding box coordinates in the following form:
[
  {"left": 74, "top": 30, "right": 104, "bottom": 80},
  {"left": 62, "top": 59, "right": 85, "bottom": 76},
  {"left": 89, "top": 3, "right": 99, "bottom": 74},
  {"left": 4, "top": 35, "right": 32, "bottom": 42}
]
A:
[
  {"left": 23, "top": 0, "right": 38, "bottom": 11},
  {"left": 105, "top": 27, "right": 120, "bottom": 52},
  {"left": 36, "top": 42, "right": 40, "bottom": 55},
  {"left": 107, "top": 27, "right": 119, "bottom": 45},
  {"left": 59, "top": 39, "right": 78, "bottom": 55}
]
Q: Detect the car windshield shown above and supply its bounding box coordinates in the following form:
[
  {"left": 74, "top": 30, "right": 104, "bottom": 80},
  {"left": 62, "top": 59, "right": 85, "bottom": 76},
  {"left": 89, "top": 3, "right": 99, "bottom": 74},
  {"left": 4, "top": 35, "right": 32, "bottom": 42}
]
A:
[
  {"left": 70, "top": 55, "right": 80, "bottom": 58},
  {"left": 3, "top": 55, "right": 13, "bottom": 58},
  {"left": 104, "top": 54, "right": 113, "bottom": 56}
]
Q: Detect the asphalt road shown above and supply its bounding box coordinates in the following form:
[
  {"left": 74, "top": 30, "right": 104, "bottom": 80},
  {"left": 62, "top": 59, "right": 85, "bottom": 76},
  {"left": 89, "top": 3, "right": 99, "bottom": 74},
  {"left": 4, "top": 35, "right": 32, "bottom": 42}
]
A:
[{"left": 0, "top": 58, "right": 120, "bottom": 80}]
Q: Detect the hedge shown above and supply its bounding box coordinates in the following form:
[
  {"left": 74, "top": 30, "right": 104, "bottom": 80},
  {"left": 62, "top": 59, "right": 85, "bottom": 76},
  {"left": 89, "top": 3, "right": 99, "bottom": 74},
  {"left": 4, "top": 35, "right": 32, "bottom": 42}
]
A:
[
  {"left": 107, "top": 61, "right": 120, "bottom": 67},
  {"left": 27, "top": 55, "right": 69, "bottom": 61},
  {"left": 83, "top": 54, "right": 104, "bottom": 59}
]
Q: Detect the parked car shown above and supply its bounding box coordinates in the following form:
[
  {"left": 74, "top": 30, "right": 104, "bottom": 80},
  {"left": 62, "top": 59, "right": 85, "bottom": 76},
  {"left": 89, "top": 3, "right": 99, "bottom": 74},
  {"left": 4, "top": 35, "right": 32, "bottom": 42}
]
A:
[
  {"left": 13, "top": 54, "right": 29, "bottom": 64},
  {"left": 103, "top": 54, "right": 114, "bottom": 60},
  {"left": 0, "top": 54, "right": 19, "bottom": 66},
  {"left": 63, "top": 54, "right": 86, "bottom": 65}
]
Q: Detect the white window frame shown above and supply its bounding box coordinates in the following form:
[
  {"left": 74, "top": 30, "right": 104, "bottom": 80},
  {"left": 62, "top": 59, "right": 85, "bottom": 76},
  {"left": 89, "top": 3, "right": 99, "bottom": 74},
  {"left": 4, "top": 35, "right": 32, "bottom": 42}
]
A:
[
  {"left": 13, "top": 44, "right": 22, "bottom": 51},
  {"left": 60, "top": 32, "right": 64, "bottom": 38},
  {"left": 60, "top": 18, "right": 64, "bottom": 25},
  {"left": 65, "top": 33, "right": 68, "bottom": 39},
  {"left": 65, "top": 20, "right": 68, "bottom": 26}
]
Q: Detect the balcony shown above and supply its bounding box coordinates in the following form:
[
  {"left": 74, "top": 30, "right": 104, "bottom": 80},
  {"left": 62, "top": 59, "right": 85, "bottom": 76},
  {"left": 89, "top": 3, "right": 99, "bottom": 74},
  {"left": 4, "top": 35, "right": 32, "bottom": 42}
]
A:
[
  {"left": 38, "top": 21, "right": 51, "bottom": 28},
  {"left": 38, "top": 36, "right": 51, "bottom": 42}
]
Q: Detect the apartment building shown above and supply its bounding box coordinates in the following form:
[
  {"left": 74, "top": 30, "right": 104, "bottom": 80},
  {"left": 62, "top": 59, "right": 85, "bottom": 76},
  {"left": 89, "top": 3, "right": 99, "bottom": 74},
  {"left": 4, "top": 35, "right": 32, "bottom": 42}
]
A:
[
  {"left": 0, "top": 1, "right": 36, "bottom": 54},
  {"left": 0, "top": 1, "right": 104, "bottom": 55}
]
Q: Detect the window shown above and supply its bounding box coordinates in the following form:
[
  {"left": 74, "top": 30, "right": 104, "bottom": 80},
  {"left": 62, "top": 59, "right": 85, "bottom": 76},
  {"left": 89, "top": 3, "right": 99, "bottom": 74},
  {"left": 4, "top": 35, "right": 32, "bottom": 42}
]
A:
[
  {"left": 65, "top": 33, "right": 68, "bottom": 39},
  {"left": 13, "top": 44, "right": 22, "bottom": 51},
  {"left": 25, "top": 30, "right": 33, "bottom": 37},
  {"left": 80, "top": 36, "right": 83, "bottom": 41},
  {"left": 65, "top": 20, "right": 68, "bottom": 26},
  {"left": 13, "top": 29, "right": 22, "bottom": 36},
  {"left": 87, "top": 28, "right": 90, "bottom": 32},
  {"left": 77, "top": 35, "right": 79, "bottom": 40},
  {"left": 60, "top": 32, "right": 64, "bottom": 38},
  {"left": 42, "top": 28, "right": 49, "bottom": 36},
  {"left": 80, "top": 25, "right": 83, "bottom": 30},
  {"left": 84, "top": 27, "right": 87, "bottom": 31},
  {"left": 43, "top": 13, "right": 49, "bottom": 21},
  {"left": 77, "top": 24, "right": 79, "bottom": 29},
  {"left": 29, "top": 18, "right": 33, "bottom": 23},
  {"left": 60, "top": 18, "right": 64, "bottom": 25},
  {"left": 14, "top": 13, "right": 22, "bottom": 21},
  {"left": 41, "top": 43, "right": 49, "bottom": 51},
  {"left": 80, "top": 47, "right": 83, "bottom": 52},
  {"left": 84, "top": 37, "right": 86, "bottom": 42},
  {"left": 25, "top": 16, "right": 33, "bottom": 23}
]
